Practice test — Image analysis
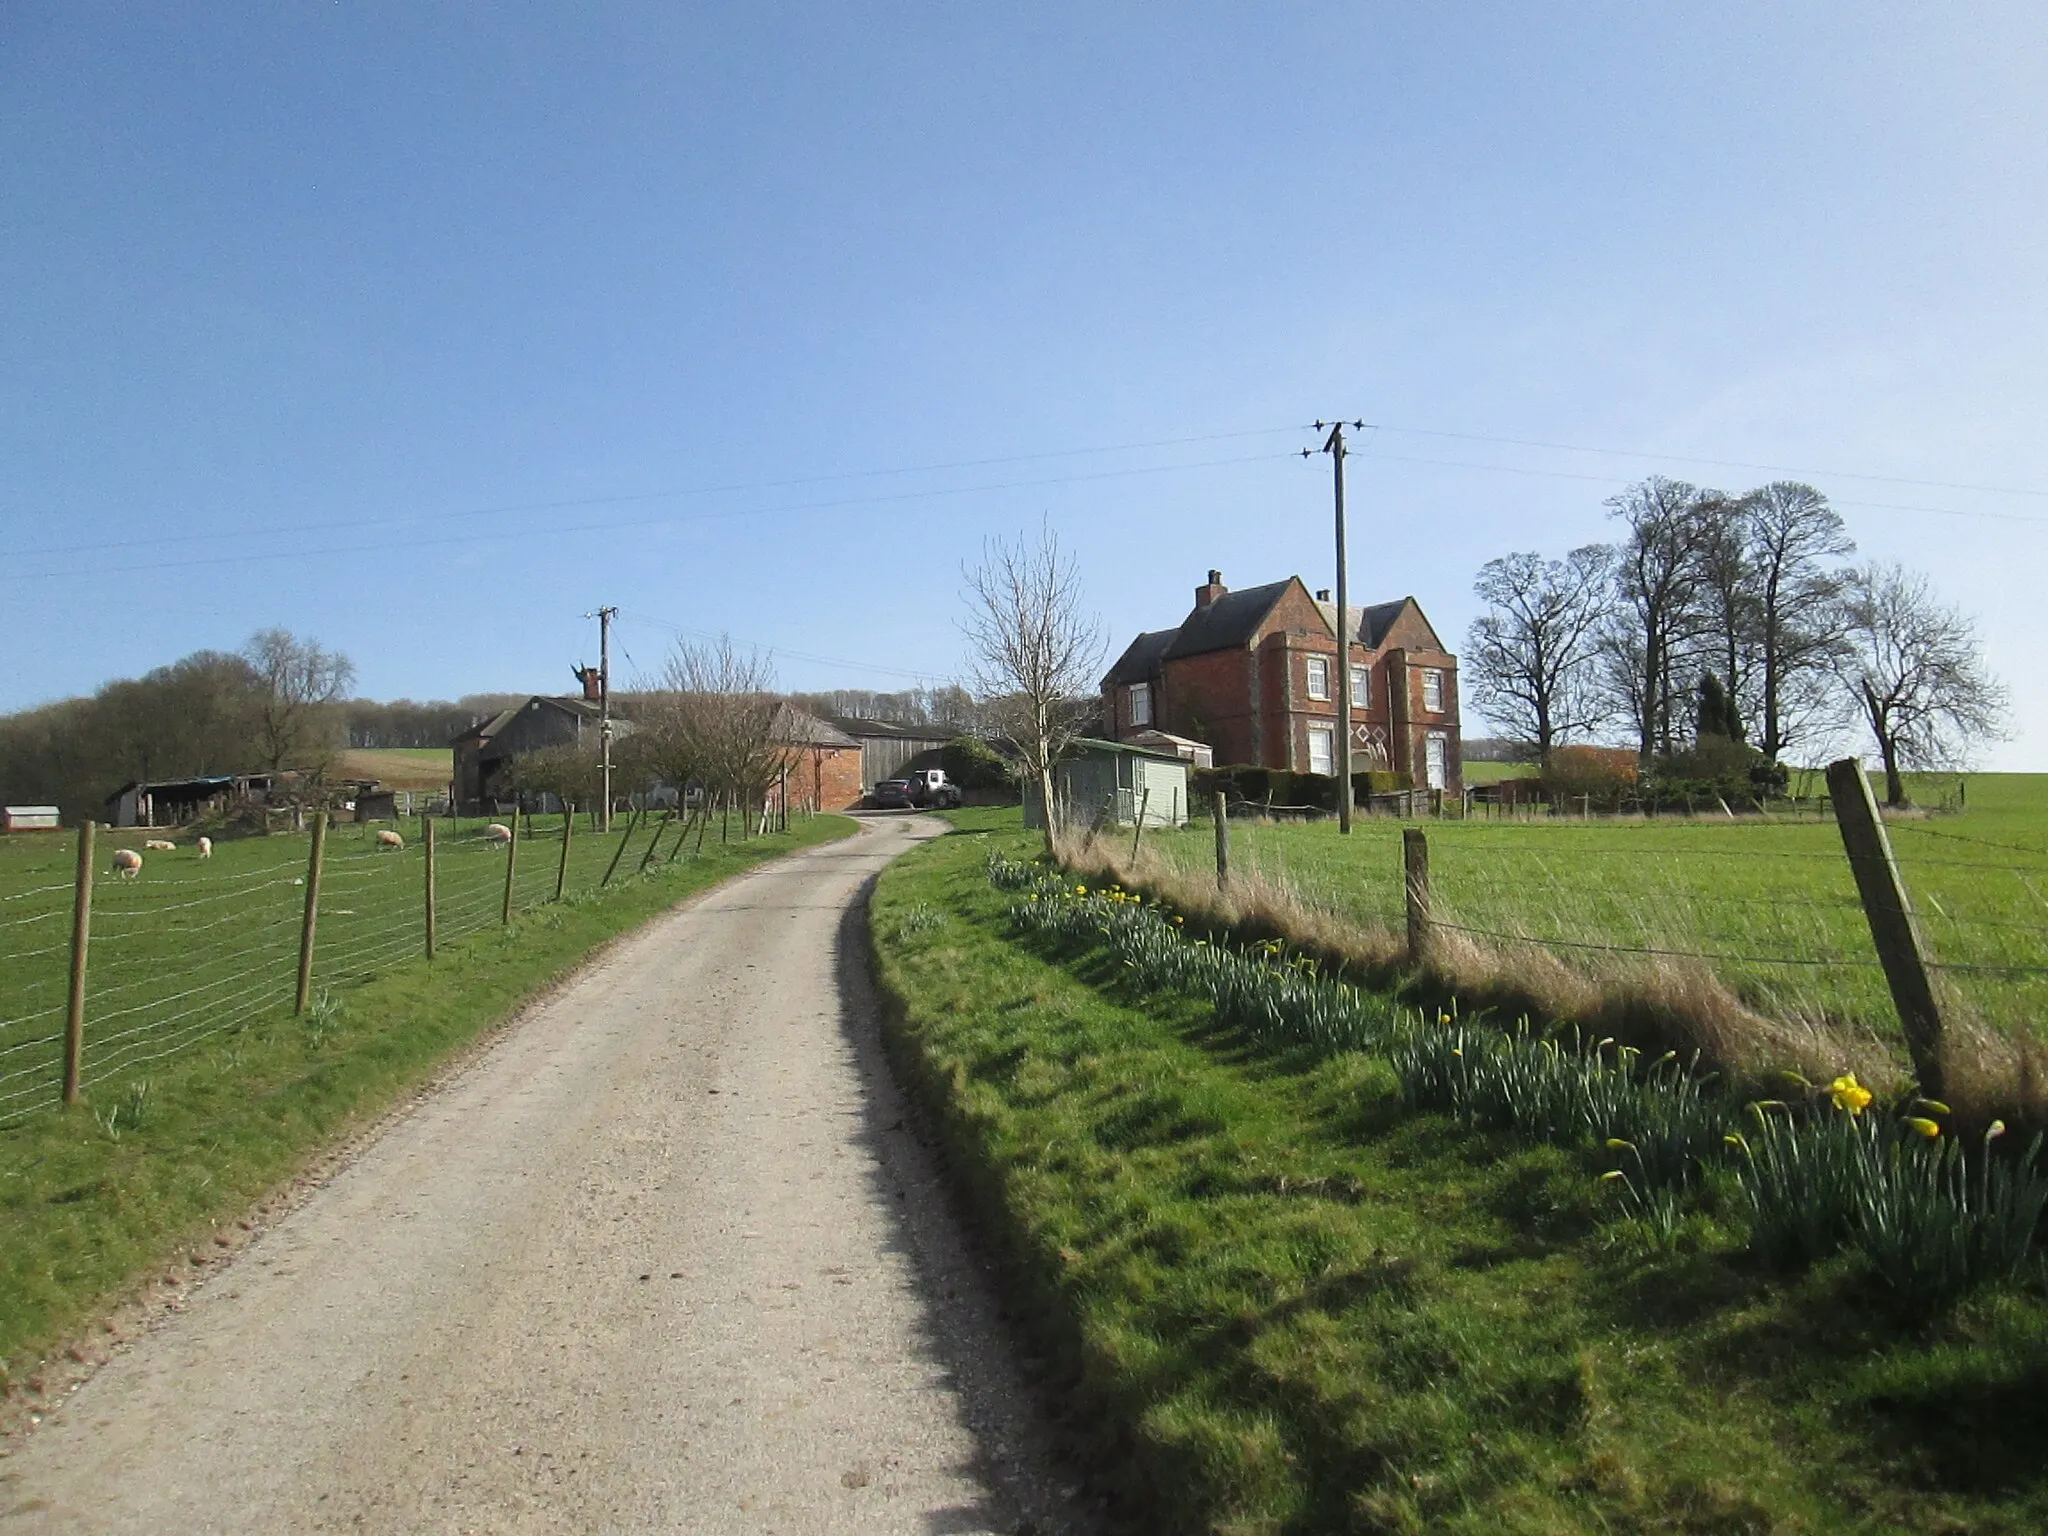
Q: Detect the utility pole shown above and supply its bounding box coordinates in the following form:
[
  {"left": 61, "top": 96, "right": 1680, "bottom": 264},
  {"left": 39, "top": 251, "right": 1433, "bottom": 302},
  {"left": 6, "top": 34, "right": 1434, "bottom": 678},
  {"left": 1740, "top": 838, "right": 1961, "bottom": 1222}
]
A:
[
  {"left": 585, "top": 606, "right": 619, "bottom": 832},
  {"left": 1307, "top": 420, "right": 1365, "bottom": 834}
]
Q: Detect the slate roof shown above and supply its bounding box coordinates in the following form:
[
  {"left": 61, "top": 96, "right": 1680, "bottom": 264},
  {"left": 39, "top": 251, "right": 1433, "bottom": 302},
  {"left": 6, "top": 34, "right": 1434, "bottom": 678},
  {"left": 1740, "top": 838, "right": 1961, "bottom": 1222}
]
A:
[
  {"left": 453, "top": 696, "right": 599, "bottom": 747},
  {"left": 1159, "top": 579, "right": 1297, "bottom": 660},
  {"left": 826, "top": 716, "right": 952, "bottom": 743},
  {"left": 773, "top": 704, "right": 862, "bottom": 749},
  {"left": 1104, "top": 628, "right": 1178, "bottom": 685},
  {"left": 1314, "top": 597, "right": 1418, "bottom": 649}
]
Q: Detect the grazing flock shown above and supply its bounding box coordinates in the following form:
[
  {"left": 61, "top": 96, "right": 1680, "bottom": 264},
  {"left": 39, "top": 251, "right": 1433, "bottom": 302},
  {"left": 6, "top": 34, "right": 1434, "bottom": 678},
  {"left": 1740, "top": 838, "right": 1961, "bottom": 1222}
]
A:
[{"left": 108, "top": 824, "right": 514, "bottom": 878}]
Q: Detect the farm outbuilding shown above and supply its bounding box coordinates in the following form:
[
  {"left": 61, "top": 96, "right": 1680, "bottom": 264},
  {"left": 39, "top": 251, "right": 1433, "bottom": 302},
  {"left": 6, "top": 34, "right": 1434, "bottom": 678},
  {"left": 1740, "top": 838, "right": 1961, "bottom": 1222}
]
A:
[
  {"left": 451, "top": 695, "right": 609, "bottom": 814},
  {"left": 827, "top": 718, "right": 953, "bottom": 792},
  {"left": 104, "top": 774, "right": 278, "bottom": 828},
  {"left": 1, "top": 806, "right": 61, "bottom": 833},
  {"left": 1023, "top": 737, "right": 1191, "bottom": 831}
]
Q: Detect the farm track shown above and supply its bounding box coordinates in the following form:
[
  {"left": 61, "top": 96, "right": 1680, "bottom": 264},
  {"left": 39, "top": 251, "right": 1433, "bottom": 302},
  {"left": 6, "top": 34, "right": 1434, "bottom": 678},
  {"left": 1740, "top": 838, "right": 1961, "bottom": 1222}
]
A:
[{"left": 0, "top": 814, "right": 1088, "bottom": 1535}]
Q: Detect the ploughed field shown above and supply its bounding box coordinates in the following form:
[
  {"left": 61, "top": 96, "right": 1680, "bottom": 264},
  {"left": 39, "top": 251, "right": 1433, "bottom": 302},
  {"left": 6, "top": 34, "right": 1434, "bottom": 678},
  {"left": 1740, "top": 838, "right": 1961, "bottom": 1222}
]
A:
[{"left": 1142, "top": 772, "right": 2048, "bottom": 1050}]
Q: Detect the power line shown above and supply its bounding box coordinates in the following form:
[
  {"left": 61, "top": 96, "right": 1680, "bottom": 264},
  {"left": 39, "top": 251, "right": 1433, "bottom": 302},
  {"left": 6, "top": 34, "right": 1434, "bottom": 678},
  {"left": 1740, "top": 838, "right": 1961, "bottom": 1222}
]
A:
[
  {"left": 1369, "top": 423, "right": 2048, "bottom": 500},
  {"left": 1343, "top": 448, "right": 2048, "bottom": 532},
  {"left": 3, "top": 426, "right": 1304, "bottom": 562},
  {"left": 0, "top": 450, "right": 1299, "bottom": 584},
  {"left": 617, "top": 610, "right": 947, "bottom": 685}
]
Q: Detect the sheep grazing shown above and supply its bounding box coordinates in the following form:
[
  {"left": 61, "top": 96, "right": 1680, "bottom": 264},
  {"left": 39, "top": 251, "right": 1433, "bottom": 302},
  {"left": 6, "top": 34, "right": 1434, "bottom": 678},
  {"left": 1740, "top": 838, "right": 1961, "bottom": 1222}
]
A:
[
  {"left": 144, "top": 838, "right": 176, "bottom": 852},
  {"left": 485, "top": 823, "right": 513, "bottom": 844},
  {"left": 196, "top": 836, "right": 212, "bottom": 859},
  {"left": 375, "top": 829, "right": 405, "bottom": 850},
  {"left": 111, "top": 849, "right": 143, "bottom": 879}
]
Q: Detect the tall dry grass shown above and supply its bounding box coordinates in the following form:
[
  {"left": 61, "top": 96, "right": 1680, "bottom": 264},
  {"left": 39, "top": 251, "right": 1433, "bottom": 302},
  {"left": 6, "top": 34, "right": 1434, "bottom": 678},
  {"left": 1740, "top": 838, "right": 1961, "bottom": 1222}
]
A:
[{"left": 1050, "top": 821, "right": 2045, "bottom": 1126}]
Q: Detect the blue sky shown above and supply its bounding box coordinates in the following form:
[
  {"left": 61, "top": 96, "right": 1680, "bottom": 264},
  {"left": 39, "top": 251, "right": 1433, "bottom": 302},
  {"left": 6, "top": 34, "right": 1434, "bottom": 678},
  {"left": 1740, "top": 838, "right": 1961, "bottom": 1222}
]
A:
[{"left": 4, "top": 4, "right": 2045, "bottom": 766}]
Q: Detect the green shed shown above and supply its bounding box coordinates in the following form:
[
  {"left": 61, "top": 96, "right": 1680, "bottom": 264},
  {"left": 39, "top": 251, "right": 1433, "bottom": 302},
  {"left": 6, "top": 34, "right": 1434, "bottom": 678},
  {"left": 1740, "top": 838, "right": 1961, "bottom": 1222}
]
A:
[{"left": 1023, "top": 737, "right": 1190, "bottom": 830}]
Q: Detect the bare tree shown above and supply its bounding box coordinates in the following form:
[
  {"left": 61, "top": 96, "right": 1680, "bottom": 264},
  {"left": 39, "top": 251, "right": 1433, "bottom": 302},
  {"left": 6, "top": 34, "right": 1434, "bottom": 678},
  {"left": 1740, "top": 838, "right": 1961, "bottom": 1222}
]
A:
[
  {"left": 1598, "top": 477, "right": 1724, "bottom": 763},
  {"left": 1465, "top": 545, "right": 1613, "bottom": 756},
  {"left": 638, "top": 637, "right": 781, "bottom": 827},
  {"left": 243, "top": 628, "right": 356, "bottom": 782},
  {"left": 1839, "top": 564, "right": 2008, "bottom": 806},
  {"left": 1740, "top": 481, "right": 1855, "bottom": 760},
  {"left": 960, "top": 526, "right": 1104, "bottom": 839}
]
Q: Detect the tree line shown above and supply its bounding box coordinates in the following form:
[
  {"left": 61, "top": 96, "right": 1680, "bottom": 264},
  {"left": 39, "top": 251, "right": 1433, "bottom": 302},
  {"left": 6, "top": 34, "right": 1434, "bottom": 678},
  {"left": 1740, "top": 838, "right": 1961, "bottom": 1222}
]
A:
[
  {"left": 0, "top": 631, "right": 357, "bottom": 822},
  {"left": 1465, "top": 477, "right": 2008, "bottom": 805}
]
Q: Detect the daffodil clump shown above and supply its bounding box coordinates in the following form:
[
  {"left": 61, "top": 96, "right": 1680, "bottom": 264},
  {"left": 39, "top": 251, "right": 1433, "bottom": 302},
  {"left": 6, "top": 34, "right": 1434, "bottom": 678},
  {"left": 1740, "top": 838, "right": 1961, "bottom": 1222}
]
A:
[{"left": 989, "top": 852, "right": 2048, "bottom": 1312}]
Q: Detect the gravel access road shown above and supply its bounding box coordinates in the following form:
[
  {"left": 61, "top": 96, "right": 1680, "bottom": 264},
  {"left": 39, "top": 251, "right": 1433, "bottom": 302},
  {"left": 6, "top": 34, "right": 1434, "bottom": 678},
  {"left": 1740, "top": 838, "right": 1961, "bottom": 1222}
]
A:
[{"left": 1, "top": 814, "right": 1088, "bottom": 1535}]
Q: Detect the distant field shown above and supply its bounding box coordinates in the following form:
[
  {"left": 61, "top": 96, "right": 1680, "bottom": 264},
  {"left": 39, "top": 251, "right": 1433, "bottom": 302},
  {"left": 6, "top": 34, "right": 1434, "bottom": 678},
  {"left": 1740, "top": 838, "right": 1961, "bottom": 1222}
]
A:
[
  {"left": 1460, "top": 758, "right": 1538, "bottom": 785},
  {"left": 335, "top": 747, "right": 451, "bottom": 790},
  {"left": 1144, "top": 771, "right": 2048, "bottom": 1055}
]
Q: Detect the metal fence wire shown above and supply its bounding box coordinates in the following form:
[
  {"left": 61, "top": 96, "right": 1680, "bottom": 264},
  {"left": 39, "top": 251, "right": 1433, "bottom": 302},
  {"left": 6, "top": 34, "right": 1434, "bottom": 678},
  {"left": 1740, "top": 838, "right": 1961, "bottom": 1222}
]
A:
[{"left": 0, "top": 806, "right": 739, "bottom": 1129}]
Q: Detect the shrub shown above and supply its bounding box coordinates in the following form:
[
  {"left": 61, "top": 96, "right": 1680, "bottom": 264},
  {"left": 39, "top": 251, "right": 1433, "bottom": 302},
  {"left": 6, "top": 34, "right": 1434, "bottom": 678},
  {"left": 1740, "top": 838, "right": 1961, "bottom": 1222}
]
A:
[
  {"left": 1191, "top": 765, "right": 1410, "bottom": 812},
  {"left": 1541, "top": 745, "right": 1638, "bottom": 809},
  {"left": 940, "top": 736, "right": 1017, "bottom": 794},
  {"left": 1647, "top": 736, "right": 1788, "bottom": 811}
]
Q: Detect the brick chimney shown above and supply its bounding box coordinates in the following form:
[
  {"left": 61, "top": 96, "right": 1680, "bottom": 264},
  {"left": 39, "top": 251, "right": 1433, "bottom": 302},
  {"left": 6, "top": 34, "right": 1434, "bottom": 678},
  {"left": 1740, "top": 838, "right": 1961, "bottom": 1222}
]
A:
[
  {"left": 1315, "top": 588, "right": 1331, "bottom": 602},
  {"left": 1195, "top": 569, "right": 1227, "bottom": 608}
]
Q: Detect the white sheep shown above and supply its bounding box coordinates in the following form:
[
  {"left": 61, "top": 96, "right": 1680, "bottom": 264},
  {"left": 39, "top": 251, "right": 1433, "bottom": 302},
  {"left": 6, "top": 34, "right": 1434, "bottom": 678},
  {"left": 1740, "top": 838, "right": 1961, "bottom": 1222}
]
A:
[
  {"left": 111, "top": 849, "right": 143, "bottom": 879},
  {"left": 375, "top": 829, "right": 405, "bottom": 850},
  {"left": 143, "top": 838, "right": 176, "bottom": 852},
  {"left": 485, "top": 823, "right": 513, "bottom": 844},
  {"left": 196, "top": 836, "right": 212, "bottom": 859}
]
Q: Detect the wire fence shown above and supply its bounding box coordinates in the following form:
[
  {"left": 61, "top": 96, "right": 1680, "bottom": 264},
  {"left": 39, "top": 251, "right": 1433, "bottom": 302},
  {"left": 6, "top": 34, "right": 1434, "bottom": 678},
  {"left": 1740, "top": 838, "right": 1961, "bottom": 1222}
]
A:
[
  {"left": 0, "top": 808, "right": 741, "bottom": 1130},
  {"left": 1137, "top": 794, "right": 2048, "bottom": 1057}
]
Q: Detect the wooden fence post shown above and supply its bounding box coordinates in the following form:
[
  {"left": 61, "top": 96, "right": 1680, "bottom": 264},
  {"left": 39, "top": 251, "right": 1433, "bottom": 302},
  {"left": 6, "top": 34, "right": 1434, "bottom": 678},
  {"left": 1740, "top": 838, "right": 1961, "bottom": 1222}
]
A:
[
  {"left": 667, "top": 806, "right": 700, "bottom": 863},
  {"left": 639, "top": 808, "right": 675, "bottom": 874},
  {"left": 1403, "top": 827, "right": 1431, "bottom": 966},
  {"left": 294, "top": 812, "right": 327, "bottom": 1015},
  {"left": 602, "top": 807, "right": 643, "bottom": 887},
  {"left": 1827, "top": 757, "right": 1945, "bottom": 1096},
  {"left": 555, "top": 805, "right": 574, "bottom": 901},
  {"left": 62, "top": 819, "right": 94, "bottom": 1105},
  {"left": 1130, "top": 787, "right": 1151, "bottom": 863},
  {"left": 501, "top": 803, "right": 522, "bottom": 925},
  {"left": 423, "top": 815, "right": 438, "bottom": 960},
  {"left": 1213, "top": 790, "right": 1231, "bottom": 887}
]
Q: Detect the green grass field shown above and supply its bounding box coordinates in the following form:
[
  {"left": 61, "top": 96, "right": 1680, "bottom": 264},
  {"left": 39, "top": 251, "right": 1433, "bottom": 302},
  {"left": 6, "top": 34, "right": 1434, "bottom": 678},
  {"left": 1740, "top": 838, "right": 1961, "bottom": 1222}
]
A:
[
  {"left": 0, "top": 810, "right": 740, "bottom": 1120},
  {"left": 1460, "top": 758, "right": 1539, "bottom": 785},
  {"left": 1138, "top": 773, "right": 2048, "bottom": 1060},
  {"left": 870, "top": 812, "right": 2048, "bottom": 1533},
  {"left": 0, "top": 810, "right": 854, "bottom": 1382}
]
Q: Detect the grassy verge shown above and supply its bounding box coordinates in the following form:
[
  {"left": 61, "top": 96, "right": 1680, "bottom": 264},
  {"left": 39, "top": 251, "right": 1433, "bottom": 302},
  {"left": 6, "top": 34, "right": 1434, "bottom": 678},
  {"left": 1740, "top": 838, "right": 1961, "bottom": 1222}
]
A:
[
  {"left": 0, "top": 813, "right": 856, "bottom": 1389},
  {"left": 871, "top": 811, "right": 2048, "bottom": 1534}
]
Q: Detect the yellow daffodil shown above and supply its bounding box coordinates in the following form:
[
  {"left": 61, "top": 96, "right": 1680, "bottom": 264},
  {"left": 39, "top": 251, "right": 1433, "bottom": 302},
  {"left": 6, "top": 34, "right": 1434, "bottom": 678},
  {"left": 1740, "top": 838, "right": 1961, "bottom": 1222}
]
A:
[
  {"left": 1988, "top": 1119, "right": 2008, "bottom": 1140},
  {"left": 1912, "top": 1099, "right": 1952, "bottom": 1117},
  {"left": 1598, "top": 1169, "right": 1627, "bottom": 1183},
  {"left": 1604, "top": 1138, "right": 1635, "bottom": 1151},
  {"left": 1904, "top": 1117, "right": 1941, "bottom": 1139},
  {"left": 1724, "top": 1133, "right": 1749, "bottom": 1152},
  {"left": 1828, "top": 1073, "right": 1873, "bottom": 1116}
]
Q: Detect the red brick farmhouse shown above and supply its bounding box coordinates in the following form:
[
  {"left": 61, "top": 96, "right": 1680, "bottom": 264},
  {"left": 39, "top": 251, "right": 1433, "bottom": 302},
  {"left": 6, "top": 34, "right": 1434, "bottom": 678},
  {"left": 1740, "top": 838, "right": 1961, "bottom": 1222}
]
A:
[{"left": 1102, "top": 570, "right": 1462, "bottom": 792}]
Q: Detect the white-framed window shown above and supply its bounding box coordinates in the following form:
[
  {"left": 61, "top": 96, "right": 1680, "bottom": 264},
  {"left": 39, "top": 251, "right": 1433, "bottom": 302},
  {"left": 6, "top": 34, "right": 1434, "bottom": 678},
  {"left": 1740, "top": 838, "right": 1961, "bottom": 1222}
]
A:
[
  {"left": 1305, "top": 655, "right": 1330, "bottom": 700},
  {"left": 1422, "top": 667, "right": 1445, "bottom": 712},
  {"left": 1308, "top": 722, "right": 1335, "bottom": 776},
  {"left": 1127, "top": 681, "right": 1152, "bottom": 728},
  {"left": 1350, "top": 665, "right": 1369, "bottom": 710},
  {"left": 1425, "top": 730, "right": 1449, "bottom": 790}
]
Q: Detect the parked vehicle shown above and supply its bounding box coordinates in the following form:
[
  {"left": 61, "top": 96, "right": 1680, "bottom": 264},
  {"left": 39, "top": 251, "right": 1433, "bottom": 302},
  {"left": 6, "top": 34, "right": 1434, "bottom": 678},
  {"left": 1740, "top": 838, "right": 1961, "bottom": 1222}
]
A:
[
  {"left": 870, "top": 778, "right": 916, "bottom": 809},
  {"left": 905, "top": 768, "right": 961, "bottom": 809}
]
